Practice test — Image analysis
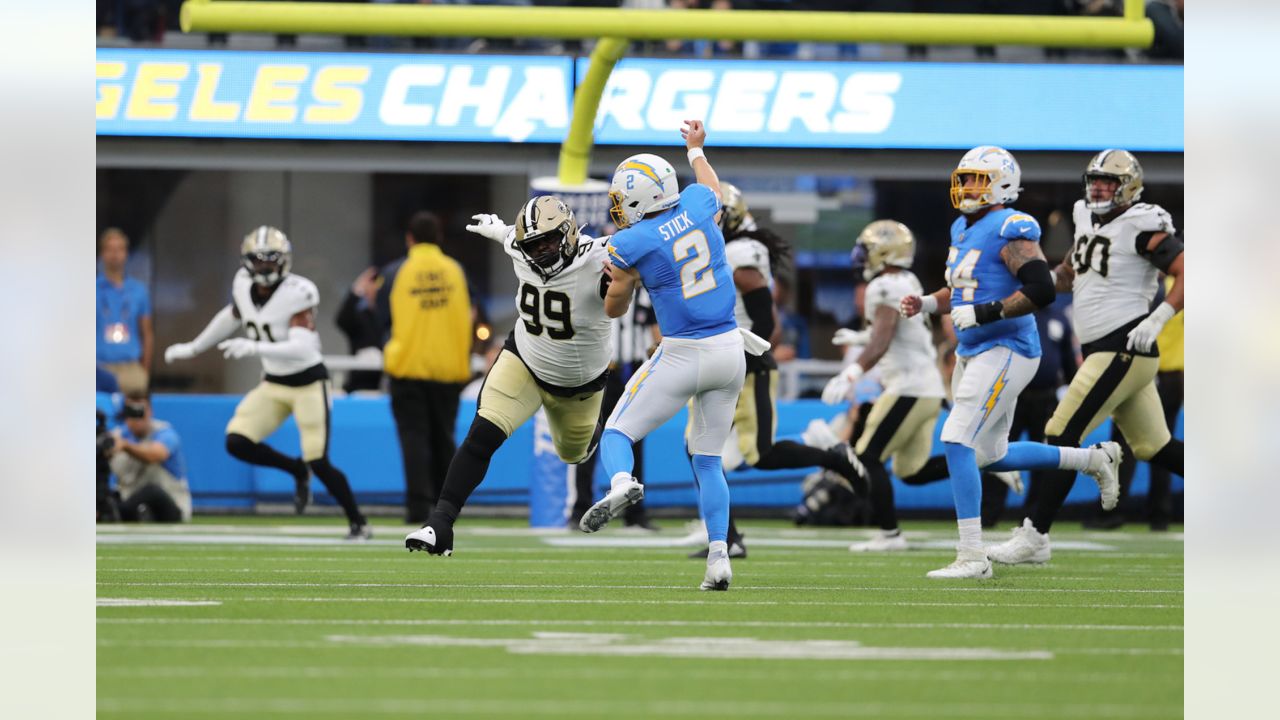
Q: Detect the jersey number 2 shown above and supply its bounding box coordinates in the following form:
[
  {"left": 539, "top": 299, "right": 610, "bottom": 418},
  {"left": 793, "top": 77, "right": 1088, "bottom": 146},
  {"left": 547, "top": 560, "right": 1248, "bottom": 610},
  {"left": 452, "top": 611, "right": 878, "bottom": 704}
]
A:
[
  {"left": 674, "top": 230, "right": 717, "bottom": 299},
  {"left": 519, "top": 284, "right": 574, "bottom": 340}
]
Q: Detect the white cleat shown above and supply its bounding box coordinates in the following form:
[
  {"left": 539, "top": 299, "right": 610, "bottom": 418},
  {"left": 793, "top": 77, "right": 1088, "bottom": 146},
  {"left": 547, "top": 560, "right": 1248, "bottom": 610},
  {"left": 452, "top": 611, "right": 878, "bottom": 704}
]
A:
[
  {"left": 849, "top": 531, "right": 909, "bottom": 553},
  {"left": 992, "top": 470, "right": 1024, "bottom": 495},
  {"left": 926, "top": 549, "right": 993, "bottom": 579},
  {"left": 986, "top": 517, "right": 1050, "bottom": 565},
  {"left": 700, "top": 556, "right": 732, "bottom": 591},
  {"left": 1083, "top": 441, "right": 1123, "bottom": 511},
  {"left": 578, "top": 478, "right": 644, "bottom": 533}
]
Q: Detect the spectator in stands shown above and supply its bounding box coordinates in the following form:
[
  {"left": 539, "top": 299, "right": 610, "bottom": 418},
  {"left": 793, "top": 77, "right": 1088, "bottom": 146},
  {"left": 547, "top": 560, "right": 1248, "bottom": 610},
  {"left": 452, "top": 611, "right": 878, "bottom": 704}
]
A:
[
  {"left": 97, "top": 366, "right": 121, "bottom": 395},
  {"left": 377, "top": 211, "right": 473, "bottom": 524},
  {"left": 97, "top": 228, "right": 153, "bottom": 396},
  {"left": 108, "top": 393, "right": 193, "bottom": 523},
  {"left": 1145, "top": 0, "right": 1183, "bottom": 60},
  {"left": 335, "top": 266, "right": 386, "bottom": 393}
]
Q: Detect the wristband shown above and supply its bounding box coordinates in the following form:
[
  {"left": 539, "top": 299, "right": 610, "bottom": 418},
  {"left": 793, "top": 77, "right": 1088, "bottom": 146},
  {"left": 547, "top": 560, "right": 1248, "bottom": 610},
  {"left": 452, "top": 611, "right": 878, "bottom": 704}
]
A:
[
  {"left": 920, "top": 296, "right": 938, "bottom": 314},
  {"left": 973, "top": 301, "right": 1005, "bottom": 325},
  {"left": 687, "top": 147, "right": 706, "bottom": 165}
]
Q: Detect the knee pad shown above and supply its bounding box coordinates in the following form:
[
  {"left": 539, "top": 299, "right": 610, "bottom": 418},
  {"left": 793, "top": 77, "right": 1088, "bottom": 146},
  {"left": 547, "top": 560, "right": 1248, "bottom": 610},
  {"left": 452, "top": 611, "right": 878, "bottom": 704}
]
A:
[{"left": 225, "top": 433, "right": 254, "bottom": 459}]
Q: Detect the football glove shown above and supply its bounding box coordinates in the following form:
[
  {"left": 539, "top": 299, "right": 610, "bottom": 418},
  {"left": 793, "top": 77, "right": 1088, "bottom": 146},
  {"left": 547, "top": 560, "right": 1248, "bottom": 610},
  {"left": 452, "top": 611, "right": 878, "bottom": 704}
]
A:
[
  {"left": 164, "top": 343, "right": 197, "bottom": 364},
  {"left": 1126, "top": 302, "right": 1176, "bottom": 353},
  {"left": 950, "top": 304, "right": 978, "bottom": 330},
  {"left": 465, "top": 214, "right": 509, "bottom": 243},
  {"left": 217, "top": 338, "right": 259, "bottom": 360},
  {"left": 821, "top": 363, "right": 865, "bottom": 405},
  {"left": 832, "top": 328, "right": 871, "bottom": 347}
]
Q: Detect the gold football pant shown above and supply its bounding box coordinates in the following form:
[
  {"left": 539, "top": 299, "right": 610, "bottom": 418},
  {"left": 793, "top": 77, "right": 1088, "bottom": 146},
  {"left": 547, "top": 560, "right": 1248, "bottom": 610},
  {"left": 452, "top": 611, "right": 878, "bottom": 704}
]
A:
[
  {"left": 1045, "top": 351, "right": 1170, "bottom": 460},
  {"left": 855, "top": 394, "right": 943, "bottom": 478},
  {"left": 478, "top": 350, "right": 603, "bottom": 464},
  {"left": 225, "top": 380, "right": 331, "bottom": 461}
]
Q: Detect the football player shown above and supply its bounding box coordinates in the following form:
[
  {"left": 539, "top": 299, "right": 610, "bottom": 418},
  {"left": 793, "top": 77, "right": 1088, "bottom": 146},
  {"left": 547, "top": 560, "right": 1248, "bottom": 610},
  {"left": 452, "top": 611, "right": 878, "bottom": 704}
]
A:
[
  {"left": 587, "top": 120, "right": 769, "bottom": 591},
  {"left": 988, "top": 149, "right": 1185, "bottom": 564},
  {"left": 687, "top": 182, "right": 868, "bottom": 560},
  {"left": 901, "top": 146, "right": 1121, "bottom": 579},
  {"left": 164, "top": 226, "right": 370, "bottom": 540},
  {"left": 824, "top": 220, "right": 1020, "bottom": 551},
  {"left": 405, "top": 196, "right": 613, "bottom": 556}
]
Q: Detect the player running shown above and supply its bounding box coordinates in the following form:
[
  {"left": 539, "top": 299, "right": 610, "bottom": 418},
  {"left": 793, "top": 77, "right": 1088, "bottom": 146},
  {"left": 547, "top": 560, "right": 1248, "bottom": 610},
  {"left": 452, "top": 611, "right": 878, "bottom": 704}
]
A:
[
  {"left": 405, "top": 197, "right": 612, "bottom": 556},
  {"left": 164, "top": 226, "right": 370, "bottom": 540},
  {"left": 583, "top": 120, "right": 768, "bottom": 591},
  {"left": 901, "top": 147, "right": 1120, "bottom": 579}
]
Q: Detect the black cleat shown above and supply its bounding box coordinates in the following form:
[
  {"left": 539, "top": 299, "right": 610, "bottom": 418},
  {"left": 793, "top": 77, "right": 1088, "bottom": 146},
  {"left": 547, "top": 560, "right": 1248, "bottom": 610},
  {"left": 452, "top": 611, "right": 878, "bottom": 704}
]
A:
[{"left": 345, "top": 522, "right": 373, "bottom": 541}]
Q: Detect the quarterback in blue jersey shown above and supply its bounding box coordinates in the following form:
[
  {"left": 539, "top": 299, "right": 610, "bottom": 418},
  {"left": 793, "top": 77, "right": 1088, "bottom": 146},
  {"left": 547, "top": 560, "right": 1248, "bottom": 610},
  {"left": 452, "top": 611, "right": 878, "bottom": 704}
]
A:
[
  {"left": 580, "top": 120, "right": 757, "bottom": 591},
  {"left": 901, "top": 146, "right": 1122, "bottom": 579}
]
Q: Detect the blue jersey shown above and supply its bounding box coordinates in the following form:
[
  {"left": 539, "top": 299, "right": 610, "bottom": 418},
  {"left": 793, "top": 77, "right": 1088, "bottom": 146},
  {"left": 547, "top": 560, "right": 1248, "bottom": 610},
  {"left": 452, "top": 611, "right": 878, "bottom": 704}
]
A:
[
  {"left": 606, "top": 183, "right": 737, "bottom": 339},
  {"left": 946, "top": 208, "right": 1042, "bottom": 359}
]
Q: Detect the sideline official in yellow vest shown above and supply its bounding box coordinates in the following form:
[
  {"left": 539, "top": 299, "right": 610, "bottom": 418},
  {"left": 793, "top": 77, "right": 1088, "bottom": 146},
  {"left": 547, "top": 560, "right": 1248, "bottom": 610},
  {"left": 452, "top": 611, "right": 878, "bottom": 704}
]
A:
[{"left": 377, "top": 212, "right": 473, "bottom": 523}]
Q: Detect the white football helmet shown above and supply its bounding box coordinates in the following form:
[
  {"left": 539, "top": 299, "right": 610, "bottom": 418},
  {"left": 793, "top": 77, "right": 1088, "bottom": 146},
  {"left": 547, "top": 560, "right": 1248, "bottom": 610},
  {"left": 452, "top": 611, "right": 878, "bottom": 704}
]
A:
[
  {"left": 950, "top": 145, "right": 1022, "bottom": 214},
  {"left": 240, "top": 225, "right": 292, "bottom": 286},
  {"left": 1083, "top": 149, "right": 1144, "bottom": 213},
  {"left": 608, "top": 153, "right": 680, "bottom": 229}
]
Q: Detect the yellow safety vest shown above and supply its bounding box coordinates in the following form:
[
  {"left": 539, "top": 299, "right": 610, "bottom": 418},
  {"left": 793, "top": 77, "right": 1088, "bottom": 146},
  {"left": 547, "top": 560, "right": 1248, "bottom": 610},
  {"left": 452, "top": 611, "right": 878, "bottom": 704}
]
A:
[
  {"left": 1156, "top": 276, "right": 1183, "bottom": 372},
  {"left": 383, "top": 243, "right": 473, "bottom": 382}
]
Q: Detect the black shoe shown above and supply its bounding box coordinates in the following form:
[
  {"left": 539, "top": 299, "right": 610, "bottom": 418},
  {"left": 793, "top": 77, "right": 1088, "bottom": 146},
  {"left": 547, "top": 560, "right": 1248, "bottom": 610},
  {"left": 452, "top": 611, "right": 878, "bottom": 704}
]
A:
[
  {"left": 1083, "top": 512, "right": 1125, "bottom": 531},
  {"left": 292, "top": 462, "right": 311, "bottom": 515},
  {"left": 688, "top": 537, "right": 747, "bottom": 559},
  {"left": 405, "top": 513, "right": 454, "bottom": 556},
  {"left": 345, "top": 522, "right": 373, "bottom": 541}
]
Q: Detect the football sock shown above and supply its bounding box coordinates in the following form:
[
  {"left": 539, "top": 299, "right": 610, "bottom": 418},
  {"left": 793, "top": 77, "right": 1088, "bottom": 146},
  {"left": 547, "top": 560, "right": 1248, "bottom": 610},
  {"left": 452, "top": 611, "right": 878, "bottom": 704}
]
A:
[
  {"left": 943, "top": 442, "right": 982, "bottom": 522},
  {"left": 1056, "top": 446, "right": 1095, "bottom": 472},
  {"left": 691, "top": 454, "right": 730, "bottom": 544},
  {"left": 754, "top": 440, "right": 828, "bottom": 470},
  {"left": 435, "top": 417, "right": 508, "bottom": 525},
  {"left": 727, "top": 515, "right": 743, "bottom": 544},
  {"left": 600, "top": 428, "right": 635, "bottom": 481},
  {"left": 1149, "top": 439, "right": 1183, "bottom": 477},
  {"left": 986, "top": 442, "right": 1070, "bottom": 471},
  {"left": 707, "top": 540, "right": 728, "bottom": 563},
  {"left": 306, "top": 458, "right": 365, "bottom": 525},
  {"left": 958, "top": 516, "right": 983, "bottom": 555},
  {"left": 1029, "top": 469, "right": 1075, "bottom": 534},
  {"left": 863, "top": 458, "right": 899, "bottom": 532},
  {"left": 225, "top": 433, "right": 306, "bottom": 479},
  {"left": 899, "top": 455, "right": 950, "bottom": 485}
]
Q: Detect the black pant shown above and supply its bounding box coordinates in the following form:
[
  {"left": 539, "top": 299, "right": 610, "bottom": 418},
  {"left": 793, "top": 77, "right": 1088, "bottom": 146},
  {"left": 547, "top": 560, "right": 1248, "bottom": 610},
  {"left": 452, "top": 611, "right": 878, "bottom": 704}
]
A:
[
  {"left": 1147, "top": 370, "right": 1183, "bottom": 527},
  {"left": 984, "top": 387, "right": 1058, "bottom": 526},
  {"left": 390, "top": 377, "right": 464, "bottom": 523},
  {"left": 572, "top": 366, "right": 647, "bottom": 524},
  {"left": 118, "top": 484, "right": 184, "bottom": 523}
]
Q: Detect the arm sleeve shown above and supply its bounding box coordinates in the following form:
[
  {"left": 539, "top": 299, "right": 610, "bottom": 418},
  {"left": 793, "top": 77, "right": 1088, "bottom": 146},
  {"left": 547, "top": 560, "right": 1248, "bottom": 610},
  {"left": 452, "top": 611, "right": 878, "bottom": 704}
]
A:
[
  {"left": 741, "top": 287, "right": 775, "bottom": 340},
  {"left": 255, "top": 327, "right": 322, "bottom": 362},
  {"left": 1016, "top": 259, "right": 1056, "bottom": 309},
  {"left": 1137, "top": 232, "right": 1184, "bottom": 272},
  {"left": 190, "top": 305, "right": 241, "bottom": 354}
]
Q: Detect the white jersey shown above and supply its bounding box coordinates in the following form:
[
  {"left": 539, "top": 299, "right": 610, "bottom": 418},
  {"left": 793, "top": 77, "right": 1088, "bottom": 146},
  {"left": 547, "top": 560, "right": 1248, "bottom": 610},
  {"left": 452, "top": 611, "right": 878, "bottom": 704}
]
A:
[
  {"left": 724, "top": 238, "right": 773, "bottom": 331},
  {"left": 231, "top": 269, "right": 324, "bottom": 378},
  {"left": 505, "top": 231, "right": 612, "bottom": 388},
  {"left": 1069, "top": 200, "right": 1176, "bottom": 344},
  {"left": 864, "top": 271, "right": 944, "bottom": 398}
]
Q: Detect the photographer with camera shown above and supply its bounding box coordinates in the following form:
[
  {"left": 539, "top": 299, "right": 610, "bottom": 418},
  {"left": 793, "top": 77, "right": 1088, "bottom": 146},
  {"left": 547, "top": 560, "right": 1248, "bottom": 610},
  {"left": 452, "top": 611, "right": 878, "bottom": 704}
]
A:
[{"left": 106, "top": 393, "right": 192, "bottom": 523}]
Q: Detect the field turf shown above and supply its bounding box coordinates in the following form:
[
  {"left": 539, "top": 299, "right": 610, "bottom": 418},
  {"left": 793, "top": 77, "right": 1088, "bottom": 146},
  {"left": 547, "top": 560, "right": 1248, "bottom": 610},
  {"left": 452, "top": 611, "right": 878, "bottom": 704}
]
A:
[{"left": 97, "top": 517, "right": 1183, "bottom": 719}]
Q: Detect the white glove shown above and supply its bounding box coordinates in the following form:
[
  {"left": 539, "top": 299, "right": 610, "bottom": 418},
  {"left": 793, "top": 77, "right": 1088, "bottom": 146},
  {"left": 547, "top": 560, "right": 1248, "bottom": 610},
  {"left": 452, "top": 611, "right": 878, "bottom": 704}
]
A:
[
  {"left": 951, "top": 304, "right": 978, "bottom": 330},
  {"left": 1126, "top": 302, "right": 1176, "bottom": 352},
  {"left": 832, "top": 328, "right": 871, "bottom": 347},
  {"left": 217, "top": 338, "right": 259, "bottom": 360},
  {"left": 821, "top": 363, "right": 865, "bottom": 405},
  {"left": 465, "top": 214, "right": 509, "bottom": 243},
  {"left": 164, "top": 342, "right": 197, "bottom": 364}
]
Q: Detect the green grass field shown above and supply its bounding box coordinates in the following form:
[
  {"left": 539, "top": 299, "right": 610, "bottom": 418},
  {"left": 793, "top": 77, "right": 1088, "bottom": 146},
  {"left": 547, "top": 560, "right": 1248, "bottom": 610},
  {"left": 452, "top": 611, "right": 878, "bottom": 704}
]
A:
[{"left": 97, "top": 517, "right": 1183, "bottom": 719}]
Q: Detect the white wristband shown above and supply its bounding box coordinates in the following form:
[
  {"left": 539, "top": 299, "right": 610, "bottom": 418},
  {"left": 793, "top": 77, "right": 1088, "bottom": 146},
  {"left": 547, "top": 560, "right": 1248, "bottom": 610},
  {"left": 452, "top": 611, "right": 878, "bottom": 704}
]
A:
[
  {"left": 921, "top": 296, "right": 939, "bottom": 314},
  {"left": 687, "top": 147, "right": 706, "bottom": 165}
]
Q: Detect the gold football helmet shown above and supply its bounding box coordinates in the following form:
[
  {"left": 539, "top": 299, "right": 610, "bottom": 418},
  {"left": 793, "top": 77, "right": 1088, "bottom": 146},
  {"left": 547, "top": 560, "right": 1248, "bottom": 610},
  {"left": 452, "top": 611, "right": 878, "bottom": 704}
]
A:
[
  {"left": 514, "top": 195, "right": 580, "bottom": 280},
  {"left": 1083, "top": 149, "right": 1144, "bottom": 212},
  {"left": 240, "top": 225, "right": 292, "bottom": 286},
  {"left": 851, "top": 220, "right": 915, "bottom": 281},
  {"left": 719, "top": 181, "right": 751, "bottom": 238}
]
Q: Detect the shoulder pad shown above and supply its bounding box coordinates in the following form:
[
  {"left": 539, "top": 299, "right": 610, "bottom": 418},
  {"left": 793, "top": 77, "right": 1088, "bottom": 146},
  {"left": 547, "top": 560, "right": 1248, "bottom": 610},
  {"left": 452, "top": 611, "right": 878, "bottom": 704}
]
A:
[
  {"left": 998, "top": 211, "right": 1042, "bottom": 242},
  {"left": 1123, "top": 203, "right": 1177, "bottom": 235}
]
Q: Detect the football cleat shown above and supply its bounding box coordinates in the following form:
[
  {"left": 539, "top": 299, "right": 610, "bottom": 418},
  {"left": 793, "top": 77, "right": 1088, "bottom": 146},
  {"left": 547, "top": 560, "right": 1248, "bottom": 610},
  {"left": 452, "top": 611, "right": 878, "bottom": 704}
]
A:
[
  {"left": 986, "top": 517, "right": 1050, "bottom": 564},
  {"left": 345, "top": 523, "right": 373, "bottom": 542},
  {"left": 926, "top": 549, "right": 993, "bottom": 579},
  {"left": 1083, "top": 441, "right": 1123, "bottom": 511},
  {"left": 848, "top": 531, "right": 908, "bottom": 553},
  {"left": 578, "top": 478, "right": 644, "bottom": 534},
  {"left": 700, "top": 556, "right": 733, "bottom": 591},
  {"left": 991, "top": 470, "right": 1024, "bottom": 495},
  {"left": 405, "top": 523, "right": 453, "bottom": 556}
]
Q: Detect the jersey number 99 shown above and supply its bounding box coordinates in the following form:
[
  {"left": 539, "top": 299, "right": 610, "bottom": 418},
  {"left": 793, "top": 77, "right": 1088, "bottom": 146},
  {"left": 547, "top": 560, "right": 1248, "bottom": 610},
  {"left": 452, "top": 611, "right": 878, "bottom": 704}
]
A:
[
  {"left": 519, "top": 284, "right": 574, "bottom": 339},
  {"left": 674, "top": 230, "right": 717, "bottom": 299}
]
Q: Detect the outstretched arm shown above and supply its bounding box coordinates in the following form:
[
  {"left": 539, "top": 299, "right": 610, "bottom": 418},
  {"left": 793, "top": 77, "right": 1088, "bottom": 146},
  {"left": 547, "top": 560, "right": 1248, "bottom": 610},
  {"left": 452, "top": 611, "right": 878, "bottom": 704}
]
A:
[
  {"left": 682, "top": 119, "right": 722, "bottom": 225},
  {"left": 604, "top": 263, "right": 640, "bottom": 319},
  {"left": 164, "top": 304, "right": 240, "bottom": 363}
]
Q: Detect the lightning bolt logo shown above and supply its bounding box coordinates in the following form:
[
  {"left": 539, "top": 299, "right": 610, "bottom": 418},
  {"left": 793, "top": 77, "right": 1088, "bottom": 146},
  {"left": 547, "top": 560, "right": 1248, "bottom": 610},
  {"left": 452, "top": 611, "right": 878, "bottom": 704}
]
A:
[{"left": 980, "top": 363, "right": 1010, "bottom": 427}]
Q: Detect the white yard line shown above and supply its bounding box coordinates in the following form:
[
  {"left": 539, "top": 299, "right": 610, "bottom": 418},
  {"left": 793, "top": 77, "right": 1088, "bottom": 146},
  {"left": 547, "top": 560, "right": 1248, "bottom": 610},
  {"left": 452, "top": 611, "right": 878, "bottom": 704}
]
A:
[{"left": 96, "top": 598, "right": 222, "bottom": 607}]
